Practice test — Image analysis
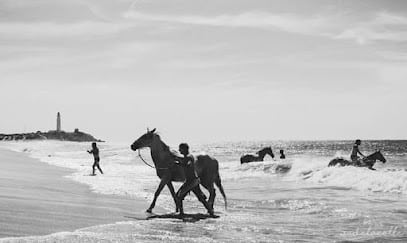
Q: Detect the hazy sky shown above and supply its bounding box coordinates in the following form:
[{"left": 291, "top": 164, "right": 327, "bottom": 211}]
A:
[{"left": 1, "top": 0, "right": 406, "bottom": 143}]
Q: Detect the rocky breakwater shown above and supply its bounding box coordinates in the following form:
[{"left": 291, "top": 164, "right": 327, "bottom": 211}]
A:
[{"left": 0, "top": 129, "right": 103, "bottom": 142}]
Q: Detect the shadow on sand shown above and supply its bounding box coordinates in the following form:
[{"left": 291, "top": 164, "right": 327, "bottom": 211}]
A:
[{"left": 125, "top": 213, "right": 219, "bottom": 222}]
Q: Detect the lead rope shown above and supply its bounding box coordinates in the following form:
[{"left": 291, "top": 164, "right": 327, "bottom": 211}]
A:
[
  {"left": 138, "top": 149, "right": 170, "bottom": 170},
  {"left": 138, "top": 149, "right": 156, "bottom": 169}
]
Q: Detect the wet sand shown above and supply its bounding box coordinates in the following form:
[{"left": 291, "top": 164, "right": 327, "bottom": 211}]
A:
[{"left": 0, "top": 148, "right": 147, "bottom": 238}]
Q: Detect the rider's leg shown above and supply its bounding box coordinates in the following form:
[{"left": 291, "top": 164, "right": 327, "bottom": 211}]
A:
[{"left": 192, "top": 186, "right": 214, "bottom": 216}]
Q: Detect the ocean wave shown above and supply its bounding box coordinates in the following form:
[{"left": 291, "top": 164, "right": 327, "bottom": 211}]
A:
[
  {"left": 0, "top": 220, "right": 219, "bottom": 243},
  {"left": 2, "top": 140, "right": 406, "bottom": 204},
  {"left": 305, "top": 167, "right": 407, "bottom": 194},
  {"left": 220, "top": 160, "right": 292, "bottom": 181},
  {"left": 286, "top": 156, "right": 407, "bottom": 194}
]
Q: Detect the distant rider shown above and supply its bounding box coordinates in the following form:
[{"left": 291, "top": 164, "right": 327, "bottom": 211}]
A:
[
  {"left": 350, "top": 139, "right": 365, "bottom": 165},
  {"left": 173, "top": 143, "right": 214, "bottom": 217},
  {"left": 88, "top": 142, "right": 103, "bottom": 175}
]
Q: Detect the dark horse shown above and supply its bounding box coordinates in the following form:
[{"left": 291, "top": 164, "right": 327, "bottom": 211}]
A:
[
  {"left": 328, "top": 151, "right": 386, "bottom": 170},
  {"left": 130, "top": 129, "right": 227, "bottom": 214},
  {"left": 240, "top": 147, "right": 275, "bottom": 164}
]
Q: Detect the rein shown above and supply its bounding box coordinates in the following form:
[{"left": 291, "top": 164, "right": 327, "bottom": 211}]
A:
[{"left": 138, "top": 149, "right": 155, "bottom": 168}]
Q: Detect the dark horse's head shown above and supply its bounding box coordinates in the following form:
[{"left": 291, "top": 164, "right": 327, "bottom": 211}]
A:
[
  {"left": 373, "top": 150, "right": 386, "bottom": 163},
  {"left": 131, "top": 128, "right": 157, "bottom": 151},
  {"left": 365, "top": 150, "right": 386, "bottom": 164},
  {"left": 259, "top": 146, "right": 275, "bottom": 159}
]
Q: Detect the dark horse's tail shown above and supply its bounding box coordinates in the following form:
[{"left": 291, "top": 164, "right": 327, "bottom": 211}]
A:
[{"left": 215, "top": 174, "right": 227, "bottom": 209}]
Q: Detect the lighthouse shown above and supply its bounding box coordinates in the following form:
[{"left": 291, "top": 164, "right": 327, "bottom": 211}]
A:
[{"left": 57, "top": 112, "right": 61, "bottom": 132}]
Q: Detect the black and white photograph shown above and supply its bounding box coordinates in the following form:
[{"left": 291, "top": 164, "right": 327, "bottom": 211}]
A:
[{"left": 0, "top": 0, "right": 406, "bottom": 242}]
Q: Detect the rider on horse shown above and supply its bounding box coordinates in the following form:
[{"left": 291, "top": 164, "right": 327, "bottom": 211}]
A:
[{"left": 351, "top": 139, "right": 366, "bottom": 165}]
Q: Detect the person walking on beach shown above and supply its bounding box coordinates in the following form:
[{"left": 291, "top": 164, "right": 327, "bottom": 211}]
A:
[
  {"left": 280, "top": 149, "right": 286, "bottom": 159},
  {"left": 87, "top": 142, "right": 103, "bottom": 175},
  {"left": 173, "top": 143, "right": 214, "bottom": 216},
  {"left": 350, "top": 139, "right": 365, "bottom": 165}
]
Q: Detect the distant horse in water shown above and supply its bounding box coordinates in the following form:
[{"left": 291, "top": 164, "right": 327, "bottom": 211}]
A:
[
  {"left": 240, "top": 147, "right": 275, "bottom": 164},
  {"left": 328, "top": 150, "right": 386, "bottom": 170},
  {"left": 130, "top": 129, "right": 227, "bottom": 214}
]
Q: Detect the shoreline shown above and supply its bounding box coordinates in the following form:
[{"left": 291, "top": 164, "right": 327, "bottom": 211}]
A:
[{"left": 0, "top": 148, "right": 147, "bottom": 238}]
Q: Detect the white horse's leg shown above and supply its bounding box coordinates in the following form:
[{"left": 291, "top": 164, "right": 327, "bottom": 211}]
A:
[{"left": 147, "top": 176, "right": 170, "bottom": 213}]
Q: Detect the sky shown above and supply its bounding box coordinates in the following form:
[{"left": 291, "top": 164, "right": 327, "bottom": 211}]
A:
[{"left": 0, "top": 0, "right": 407, "bottom": 143}]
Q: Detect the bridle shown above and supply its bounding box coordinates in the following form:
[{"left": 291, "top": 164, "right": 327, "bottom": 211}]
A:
[{"left": 134, "top": 133, "right": 175, "bottom": 170}]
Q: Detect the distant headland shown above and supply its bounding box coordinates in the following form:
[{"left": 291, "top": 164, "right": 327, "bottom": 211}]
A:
[{"left": 0, "top": 112, "right": 103, "bottom": 142}]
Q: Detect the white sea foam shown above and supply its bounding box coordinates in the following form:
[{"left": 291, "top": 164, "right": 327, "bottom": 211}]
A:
[
  {"left": 304, "top": 166, "right": 407, "bottom": 194},
  {"left": 0, "top": 141, "right": 178, "bottom": 211},
  {"left": 285, "top": 155, "right": 407, "bottom": 194},
  {"left": 1, "top": 140, "right": 407, "bottom": 242},
  {"left": 0, "top": 220, "right": 220, "bottom": 243},
  {"left": 2, "top": 141, "right": 406, "bottom": 197}
]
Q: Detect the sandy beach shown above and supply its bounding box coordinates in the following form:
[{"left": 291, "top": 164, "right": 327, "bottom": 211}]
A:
[{"left": 0, "top": 148, "right": 146, "bottom": 238}]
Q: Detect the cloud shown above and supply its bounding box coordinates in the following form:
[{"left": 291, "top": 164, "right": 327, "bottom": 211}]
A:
[
  {"left": 124, "top": 10, "right": 407, "bottom": 45},
  {"left": 335, "top": 11, "right": 407, "bottom": 44},
  {"left": 336, "top": 28, "right": 407, "bottom": 44},
  {"left": 0, "top": 21, "right": 132, "bottom": 39},
  {"left": 123, "top": 10, "right": 330, "bottom": 35},
  {"left": 375, "top": 11, "right": 407, "bottom": 25}
]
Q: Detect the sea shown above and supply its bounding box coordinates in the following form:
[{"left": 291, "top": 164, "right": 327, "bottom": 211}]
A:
[{"left": 0, "top": 139, "right": 406, "bottom": 242}]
